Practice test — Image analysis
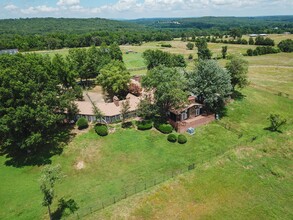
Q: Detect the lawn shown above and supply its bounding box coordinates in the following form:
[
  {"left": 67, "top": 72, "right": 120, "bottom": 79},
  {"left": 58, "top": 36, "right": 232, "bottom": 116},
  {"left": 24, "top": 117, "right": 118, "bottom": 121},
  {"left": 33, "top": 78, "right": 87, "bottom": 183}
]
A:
[{"left": 1, "top": 84, "right": 292, "bottom": 219}]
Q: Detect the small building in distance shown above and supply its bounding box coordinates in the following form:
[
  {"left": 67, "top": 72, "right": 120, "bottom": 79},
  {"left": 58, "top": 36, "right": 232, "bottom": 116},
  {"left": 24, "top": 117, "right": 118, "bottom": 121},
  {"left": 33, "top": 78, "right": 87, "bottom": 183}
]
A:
[{"left": 0, "top": 49, "right": 18, "bottom": 55}]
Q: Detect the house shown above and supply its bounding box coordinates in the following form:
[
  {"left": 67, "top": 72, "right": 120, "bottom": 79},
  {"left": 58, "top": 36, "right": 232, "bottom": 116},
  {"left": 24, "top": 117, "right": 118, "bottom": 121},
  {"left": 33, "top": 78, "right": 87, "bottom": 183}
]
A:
[
  {"left": 168, "top": 96, "right": 215, "bottom": 133},
  {"left": 75, "top": 93, "right": 140, "bottom": 123},
  {"left": 249, "top": 34, "right": 258, "bottom": 37},
  {"left": 0, "top": 49, "right": 18, "bottom": 55}
]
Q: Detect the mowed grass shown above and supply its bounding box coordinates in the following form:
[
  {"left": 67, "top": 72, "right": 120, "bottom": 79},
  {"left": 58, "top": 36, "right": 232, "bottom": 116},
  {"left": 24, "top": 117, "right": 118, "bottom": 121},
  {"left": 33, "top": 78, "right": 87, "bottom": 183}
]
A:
[
  {"left": 1, "top": 85, "right": 292, "bottom": 220},
  {"left": 85, "top": 87, "right": 293, "bottom": 220}
]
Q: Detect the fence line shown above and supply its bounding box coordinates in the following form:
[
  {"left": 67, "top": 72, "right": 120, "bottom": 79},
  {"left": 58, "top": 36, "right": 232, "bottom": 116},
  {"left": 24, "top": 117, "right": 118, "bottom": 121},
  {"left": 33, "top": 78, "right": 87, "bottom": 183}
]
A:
[{"left": 73, "top": 163, "right": 196, "bottom": 219}]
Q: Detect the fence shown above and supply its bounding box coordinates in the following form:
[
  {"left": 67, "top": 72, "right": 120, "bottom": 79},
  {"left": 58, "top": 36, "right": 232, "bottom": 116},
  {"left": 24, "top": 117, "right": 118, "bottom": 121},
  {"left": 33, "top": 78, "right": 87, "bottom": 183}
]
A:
[{"left": 73, "top": 163, "right": 196, "bottom": 219}]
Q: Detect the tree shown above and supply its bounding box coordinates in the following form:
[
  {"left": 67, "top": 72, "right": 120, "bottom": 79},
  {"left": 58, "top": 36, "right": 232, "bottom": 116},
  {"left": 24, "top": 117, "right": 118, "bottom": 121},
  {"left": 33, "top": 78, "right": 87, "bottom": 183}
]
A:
[
  {"left": 249, "top": 37, "right": 254, "bottom": 45},
  {"left": 120, "top": 99, "right": 130, "bottom": 124},
  {"left": 225, "top": 55, "right": 249, "bottom": 91},
  {"left": 267, "top": 114, "right": 287, "bottom": 132},
  {"left": 142, "top": 66, "right": 187, "bottom": 118},
  {"left": 92, "top": 104, "right": 104, "bottom": 123},
  {"left": 109, "top": 42, "right": 123, "bottom": 61},
  {"left": 186, "top": 42, "right": 194, "bottom": 50},
  {"left": 278, "top": 39, "right": 293, "bottom": 52},
  {"left": 142, "top": 49, "right": 186, "bottom": 70},
  {"left": 229, "top": 28, "right": 242, "bottom": 39},
  {"left": 40, "top": 165, "right": 62, "bottom": 220},
  {"left": 0, "top": 53, "right": 76, "bottom": 155},
  {"left": 195, "top": 38, "right": 212, "bottom": 60},
  {"left": 137, "top": 95, "right": 157, "bottom": 119},
  {"left": 96, "top": 60, "right": 131, "bottom": 98},
  {"left": 188, "top": 60, "right": 232, "bottom": 113},
  {"left": 221, "top": 46, "right": 228, "bottom": 59}
]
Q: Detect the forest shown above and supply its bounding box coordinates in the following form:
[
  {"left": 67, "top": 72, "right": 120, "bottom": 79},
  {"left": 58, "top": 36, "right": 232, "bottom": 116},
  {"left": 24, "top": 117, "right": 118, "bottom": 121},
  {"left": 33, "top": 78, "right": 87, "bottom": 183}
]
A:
[{"left": 0, "top": 16, "right": 292, "bottom": 51}]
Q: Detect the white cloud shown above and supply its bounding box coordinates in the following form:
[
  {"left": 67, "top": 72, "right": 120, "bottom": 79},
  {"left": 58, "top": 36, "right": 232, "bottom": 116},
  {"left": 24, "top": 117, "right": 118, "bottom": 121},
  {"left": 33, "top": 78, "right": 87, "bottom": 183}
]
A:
[
  {"left": 20, "top": 5, "right": 59, "bottom": 14},
  {"left": 57, "top": 0, "right": 80, "bottom": 6},
  {"left": 4, "top": 4, "right": 18, "bottom": 11}
]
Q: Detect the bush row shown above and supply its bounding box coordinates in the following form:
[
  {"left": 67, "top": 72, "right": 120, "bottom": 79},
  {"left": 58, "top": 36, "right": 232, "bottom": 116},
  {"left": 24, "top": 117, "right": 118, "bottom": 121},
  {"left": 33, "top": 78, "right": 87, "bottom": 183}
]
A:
[
  {"left": 136, "top": 120, "right": 153, "bottom": 130},
  {"left": 167, "top": 133, "right": 187, "bottom": 144},
  {"left": 154, "top": 122, "right": 173, "bottom": 134},
  {"left": 246, "top": 46, "right": 280, "bottom": 56}
]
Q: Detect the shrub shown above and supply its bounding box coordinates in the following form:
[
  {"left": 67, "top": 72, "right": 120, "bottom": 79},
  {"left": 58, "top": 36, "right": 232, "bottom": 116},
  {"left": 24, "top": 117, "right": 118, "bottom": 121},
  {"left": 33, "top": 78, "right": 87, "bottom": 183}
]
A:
[
  {"left": 167, "top": 134, "right": 177, "bottom": 142},
  {"left": 136, "top": 120, "right": 153, "bottom": 130},
  {"left": 178, "top": 134, "right": 187, "bottom": 144},
  {"left": 161, "top": 43, "right": 172, "bottom": 48},
  {"left": 76, "top": 117, "right": 88, "bottom": 130},
  {"left": 278, "top": 39, "right": 293, "bottom": 52},
  {"left": 95, "top": 124, "right": 108, "bottom": 136},
  {"left": 155, "top": 122, "right": 173, "bottom": 134}
]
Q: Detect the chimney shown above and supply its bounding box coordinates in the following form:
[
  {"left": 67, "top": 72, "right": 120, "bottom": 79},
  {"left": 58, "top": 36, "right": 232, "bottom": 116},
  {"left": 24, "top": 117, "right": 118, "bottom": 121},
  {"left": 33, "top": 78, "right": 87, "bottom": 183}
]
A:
[
  {"left": 113, "top": 96, "right": 119, "bottom": 106},
  {"left": 188, "top": 96, "right": 196, "bottom": 104}
]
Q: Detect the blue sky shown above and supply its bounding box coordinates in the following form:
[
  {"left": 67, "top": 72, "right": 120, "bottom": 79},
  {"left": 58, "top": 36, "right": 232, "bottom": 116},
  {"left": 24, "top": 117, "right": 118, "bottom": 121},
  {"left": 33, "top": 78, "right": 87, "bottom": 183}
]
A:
[{"left": 1, "top": 0, "right": 293, "bottom": 19}]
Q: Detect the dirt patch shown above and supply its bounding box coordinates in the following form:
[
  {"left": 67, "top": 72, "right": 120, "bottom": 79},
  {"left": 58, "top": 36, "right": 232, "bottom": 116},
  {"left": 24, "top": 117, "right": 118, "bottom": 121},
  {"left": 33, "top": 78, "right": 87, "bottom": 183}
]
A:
[{"left": 75, "top": 161, "right": 85, "bottom": 170}]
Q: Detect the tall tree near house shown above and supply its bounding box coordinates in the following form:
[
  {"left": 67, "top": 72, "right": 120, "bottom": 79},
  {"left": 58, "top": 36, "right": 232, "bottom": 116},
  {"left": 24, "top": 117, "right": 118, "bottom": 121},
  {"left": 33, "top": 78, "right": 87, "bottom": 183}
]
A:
[
  {"left": 120, "top": 99, "right": 131, "bottom": 124},
  {"left": 137, "top": 95, "right": 158, "bottom": 119},
  {"left": 142, "top": 65, "right": 187, "bottom": 118},
  {"left": 225, "top": 55, "right": 249, "bottom": 91},
  {"left": 188, "top": 60, "right": 232, "bottom": 113},
  {"left": 52, "top": 54, "right": 76, "bottom": 89},
  {"left": 92, "top": 103, "right": 104, "bottom": 123},
  {"left": 195, "top": 38, "right": 212, "bottom": 60},
  {"left": 96, "top": 60, "right": 131, "bottom": 98},
  {"left": 0, "top": 53, "right": 76, "bottom": 155},
  {"left": 221, "top": 46, "right": 228, "bottom": 59},
  {"left": 40, "top": 165, "right": 62, "bottom": 220}
]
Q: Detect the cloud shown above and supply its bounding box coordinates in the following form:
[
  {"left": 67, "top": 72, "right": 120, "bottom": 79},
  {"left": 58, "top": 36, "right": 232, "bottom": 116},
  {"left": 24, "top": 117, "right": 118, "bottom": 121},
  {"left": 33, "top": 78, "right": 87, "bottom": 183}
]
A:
[
  {"left": 20, "top": 5, "right": 59, "bottom": 14},
  {"left": 57, "top": 0, "right": 80, "bottom": 6},
  {"left": 4, "top": 4, "right": 18, "bottom": 11}
]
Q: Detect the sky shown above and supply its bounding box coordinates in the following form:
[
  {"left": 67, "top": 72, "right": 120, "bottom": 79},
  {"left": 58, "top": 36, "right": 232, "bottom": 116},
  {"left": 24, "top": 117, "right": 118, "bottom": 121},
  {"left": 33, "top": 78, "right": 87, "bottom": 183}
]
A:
[{"left": 1, "top": 0, "right": 293, "bottom": 19}]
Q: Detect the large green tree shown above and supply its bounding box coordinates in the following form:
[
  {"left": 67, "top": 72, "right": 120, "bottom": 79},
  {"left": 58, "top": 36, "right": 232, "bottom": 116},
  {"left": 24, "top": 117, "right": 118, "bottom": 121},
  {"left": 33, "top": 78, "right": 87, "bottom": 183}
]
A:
[
  {"left": 225, "top": 55, "right": 249, "bottom": 91},
  {"left": 96, "top": 60, "right": 131, "bottom": 98},
  {"left": 0, "top": 53, "right": 77, "bottom": 155},
  {"left": 142, "top": 66, "right": 187, "bottom": 118},
  {"left": 188, "top": 60, "right": 232, "bottom": 113}
]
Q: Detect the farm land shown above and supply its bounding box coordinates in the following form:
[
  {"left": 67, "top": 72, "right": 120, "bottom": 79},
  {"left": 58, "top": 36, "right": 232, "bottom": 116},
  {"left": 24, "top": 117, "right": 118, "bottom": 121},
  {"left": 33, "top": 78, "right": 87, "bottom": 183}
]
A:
[{"left": 0, "top": 34, "right": 293, "bottom": 219}]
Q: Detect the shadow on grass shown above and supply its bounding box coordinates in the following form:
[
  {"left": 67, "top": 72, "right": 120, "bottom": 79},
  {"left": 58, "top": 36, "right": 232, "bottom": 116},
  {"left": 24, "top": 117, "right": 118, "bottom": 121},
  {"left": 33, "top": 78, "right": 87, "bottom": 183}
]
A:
[
  {"left": 52, "top": 198, "right": 79, "bottom": 220},
  {"left": 231, "top": 90, "right": 246, "bottom": 101},
  {"left": 0, "top": 124, "right": 75, "bottom": 167},
  {"left": 264, "top": 126, "right": 283, "bottom": 133}
]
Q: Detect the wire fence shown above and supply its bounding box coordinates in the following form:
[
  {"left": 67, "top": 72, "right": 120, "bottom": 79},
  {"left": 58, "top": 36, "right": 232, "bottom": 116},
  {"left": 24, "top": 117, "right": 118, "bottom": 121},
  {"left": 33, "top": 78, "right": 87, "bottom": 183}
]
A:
[{"left": 73, "top": 163, "right": 196, "bottom": 219}]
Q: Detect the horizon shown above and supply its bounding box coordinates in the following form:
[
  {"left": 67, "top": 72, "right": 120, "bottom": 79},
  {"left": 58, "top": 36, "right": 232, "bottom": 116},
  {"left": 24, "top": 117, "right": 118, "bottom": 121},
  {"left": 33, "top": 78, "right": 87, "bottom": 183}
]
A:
[{"left": 1, "top": 0, "right": 293, "bottom": 20}]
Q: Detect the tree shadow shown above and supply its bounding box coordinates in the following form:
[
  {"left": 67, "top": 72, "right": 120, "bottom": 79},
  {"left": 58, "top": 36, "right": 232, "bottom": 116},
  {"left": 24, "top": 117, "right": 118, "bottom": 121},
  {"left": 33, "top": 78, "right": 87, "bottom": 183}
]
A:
[
  {"left": 231, "top": 90, "right": 246, "bottom": 101},
  {"left": 52, "top": 198, "right": 79, "bottom": 220},
  {"left": 264, "top": 126, "right": 283, "bottom": 133},
  {"left": 1, "top": 124, "right": 76, "bottom": 167}
]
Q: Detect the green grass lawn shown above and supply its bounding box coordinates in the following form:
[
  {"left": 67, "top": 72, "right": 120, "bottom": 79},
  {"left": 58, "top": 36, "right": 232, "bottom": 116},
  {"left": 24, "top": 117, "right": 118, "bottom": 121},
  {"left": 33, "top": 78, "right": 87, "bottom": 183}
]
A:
[{"left": 1, "top": 85, "right": 292, "bottom": 220}]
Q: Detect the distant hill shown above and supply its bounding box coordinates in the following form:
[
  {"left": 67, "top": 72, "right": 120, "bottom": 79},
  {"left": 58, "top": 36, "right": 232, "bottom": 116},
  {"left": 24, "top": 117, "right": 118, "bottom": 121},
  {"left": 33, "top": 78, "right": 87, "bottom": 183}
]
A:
[
  {"left": 129, "top": 16, "right": 293, "bottom": 33},
  {"left": 0, "top": 17, "right": 143, "bottom": 35}
]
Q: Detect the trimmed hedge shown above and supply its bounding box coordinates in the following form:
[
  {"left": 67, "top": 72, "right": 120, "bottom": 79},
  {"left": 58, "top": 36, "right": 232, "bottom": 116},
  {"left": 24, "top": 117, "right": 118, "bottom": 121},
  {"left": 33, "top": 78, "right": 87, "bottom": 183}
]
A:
[
  {"left": 155, "top": 123, "right": 173, "bottom": 134},
  {"left": 136, "top": 120, "right": 153, "bottom": 130},
  {"left": 95, "top": 124, "right": 108, "bottom": 136},
  {"left": 167, "top": 134, "right": 177, "bottom": 142},
  {"left": 178, "top": 134, "right": 187, "bottom": 144},
  {"left": 76, "top": 117, "right": 88, "bottom": 130}
]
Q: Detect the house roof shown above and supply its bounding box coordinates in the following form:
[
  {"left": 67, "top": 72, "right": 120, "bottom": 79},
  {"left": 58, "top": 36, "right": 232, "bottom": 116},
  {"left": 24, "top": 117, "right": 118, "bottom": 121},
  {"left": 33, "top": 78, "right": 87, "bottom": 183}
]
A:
[
  {"left": 169, "top": 102, "right": 202, "bottom": 115},
  {"left": 75, "top": 93, "right": 140, "bottom": 117}
]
